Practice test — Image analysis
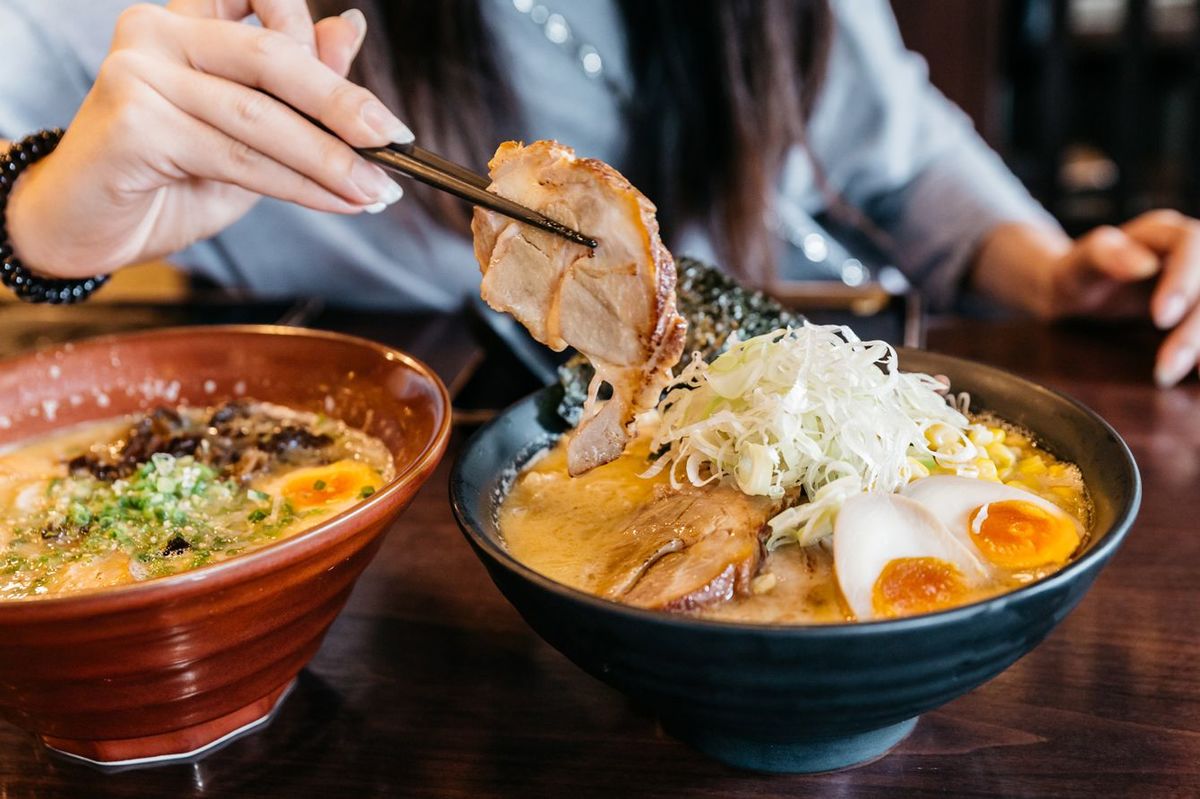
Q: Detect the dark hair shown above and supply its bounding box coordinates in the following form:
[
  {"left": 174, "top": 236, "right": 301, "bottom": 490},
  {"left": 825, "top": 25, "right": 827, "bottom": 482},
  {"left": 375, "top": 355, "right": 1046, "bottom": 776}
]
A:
[{"left": 311, "top": 0, "right": 831, "bottom": 285}]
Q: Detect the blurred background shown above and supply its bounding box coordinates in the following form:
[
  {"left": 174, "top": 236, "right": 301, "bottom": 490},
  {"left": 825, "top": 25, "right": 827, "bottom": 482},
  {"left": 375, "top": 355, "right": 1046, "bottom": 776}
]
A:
[{"left": 895, "top": 0, "right": 1200, "bottom": 235}]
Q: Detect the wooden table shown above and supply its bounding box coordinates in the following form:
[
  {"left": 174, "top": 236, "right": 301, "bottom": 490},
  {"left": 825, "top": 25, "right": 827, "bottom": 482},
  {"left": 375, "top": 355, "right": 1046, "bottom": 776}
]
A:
[{"left": 0, "top": 315, "right": 1197, "bottom": 798}]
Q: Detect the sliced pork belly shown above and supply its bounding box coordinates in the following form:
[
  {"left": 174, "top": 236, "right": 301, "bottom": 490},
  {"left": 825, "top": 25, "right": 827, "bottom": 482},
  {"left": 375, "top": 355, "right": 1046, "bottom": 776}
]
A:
[
  {"left": 472, "top": 140, "right": 687, "bottom": 475},
  {"left": 593, "top": 484, "right": 774, "bottom": 612}
]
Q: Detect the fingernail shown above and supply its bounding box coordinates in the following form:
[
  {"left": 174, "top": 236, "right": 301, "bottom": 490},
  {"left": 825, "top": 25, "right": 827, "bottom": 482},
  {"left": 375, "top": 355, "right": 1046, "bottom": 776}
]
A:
[
  {"left": 378, "top": 178, "right": 403, "bottom": 204},
  {"left": 1155, "top": 347, "right": 1194, "bottom": 388},
  {"left": 363, "top": 201, "right": 388, "bottom": 215},
  {"left": 1157, "top": 294, "right": 1188, "bottom": 329},
  {"left": 361, "top": 100, "right": 413, "bottom": 144},
  {"left": 351, "top": 160, "right": 403, "bottom": 204},
  {"left": 340, "top": 8, "right": 367, "bottom": 50}
]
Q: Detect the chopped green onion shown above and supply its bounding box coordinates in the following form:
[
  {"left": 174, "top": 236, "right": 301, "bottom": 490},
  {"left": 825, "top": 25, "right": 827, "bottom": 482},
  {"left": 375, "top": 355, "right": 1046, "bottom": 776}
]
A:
[
  {"left": 647, "top": 324, "right": 976, "bottom": 548},
  {"left": 68, "top": 503, "right": 92, "bottom": 527}
]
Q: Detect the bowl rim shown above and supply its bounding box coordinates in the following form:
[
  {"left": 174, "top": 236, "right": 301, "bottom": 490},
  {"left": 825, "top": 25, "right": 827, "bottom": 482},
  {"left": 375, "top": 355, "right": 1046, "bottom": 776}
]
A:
[
  {"left": 0, "top": 324, "right": 452, "bottom": 617},
  {"left": 451, "top": 347, "right": 1142, "bottom": 637}
]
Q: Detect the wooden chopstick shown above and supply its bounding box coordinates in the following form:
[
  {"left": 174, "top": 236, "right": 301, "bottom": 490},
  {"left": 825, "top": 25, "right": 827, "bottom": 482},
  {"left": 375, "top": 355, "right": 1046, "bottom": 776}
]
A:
[{"left": 360, "top": 145, "right": 598, "bottom": 249}]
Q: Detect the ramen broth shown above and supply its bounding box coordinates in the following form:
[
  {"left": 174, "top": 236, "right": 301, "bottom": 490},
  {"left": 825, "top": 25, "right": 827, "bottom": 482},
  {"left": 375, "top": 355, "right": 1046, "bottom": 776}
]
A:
[
  {"left": 500, "top": 416, "right": 1090, "bottom": 624},
  {"left": 0, "top": 401, "right": 393, "bottom": 599}
]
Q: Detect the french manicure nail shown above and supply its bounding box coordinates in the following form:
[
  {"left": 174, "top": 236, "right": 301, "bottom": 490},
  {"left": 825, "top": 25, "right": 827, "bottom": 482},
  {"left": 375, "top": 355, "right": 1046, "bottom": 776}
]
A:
[
  {"left": 1157, "top": 294, "right": 1187, "bottom": 329},
  {"left": 1155, "top": 347, "right": 1194, "bottom": 388},
  {"left": 362, "top": 100, "right": 414, "bottom": 144},
  {"left": 363, "top": 202, "right": 388, "bottom": 215},
  {"left": 350, "top": 158, "right": 393, "bottom": 200},
  {"left": 340, "top": 8, "right": 367, "bottom": 50},
  {"left": 377, "top": 178, "right": 403, "bottom": 205}
]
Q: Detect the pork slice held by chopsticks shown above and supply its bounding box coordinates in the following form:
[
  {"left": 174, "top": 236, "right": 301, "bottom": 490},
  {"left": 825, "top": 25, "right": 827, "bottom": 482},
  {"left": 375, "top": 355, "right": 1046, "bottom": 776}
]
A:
[{"left": 471, "top": 140, "right": 687, "bottom": 475}]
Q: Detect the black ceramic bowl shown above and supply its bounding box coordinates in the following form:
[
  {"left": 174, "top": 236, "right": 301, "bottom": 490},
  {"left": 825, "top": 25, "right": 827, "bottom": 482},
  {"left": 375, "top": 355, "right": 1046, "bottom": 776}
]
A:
[{"left": 450, "top": 349, "right": 1141, "bottom": 773}]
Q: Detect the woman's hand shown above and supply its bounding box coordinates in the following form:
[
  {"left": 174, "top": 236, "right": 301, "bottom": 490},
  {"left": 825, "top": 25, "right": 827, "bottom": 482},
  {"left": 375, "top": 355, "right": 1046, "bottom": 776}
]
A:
[
  {"left": 1051, "top": 210, "right": 1200, "bottom": 387},
  {"left": 972, "top": 210, "right": 1200, "bottom": 388},
  {"left": 5, "top": 1, "right": 409, "bottom": 279}
]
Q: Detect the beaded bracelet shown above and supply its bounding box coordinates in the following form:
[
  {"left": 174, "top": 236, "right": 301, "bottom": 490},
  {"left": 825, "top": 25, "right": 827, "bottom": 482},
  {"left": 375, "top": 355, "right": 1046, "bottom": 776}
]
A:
[{"left": 0, "top": 129, "right": 109, "bottom": 304}]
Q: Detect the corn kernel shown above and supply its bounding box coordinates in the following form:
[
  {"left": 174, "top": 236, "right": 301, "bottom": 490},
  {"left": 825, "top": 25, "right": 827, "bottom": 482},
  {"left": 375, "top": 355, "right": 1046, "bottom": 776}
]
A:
[
  {"left": 1018, "top": 456, "right": 1047, "bottom": 476},
  {"left": 1051, "top": 485, "right": 1077, "bottom": 500},
  {"left": 969, "top": 427, "right": 995, "bottom": 446},
  {"left": 987, "top": 442, "right": 1016, "bottom": 471},
  {"left": 928, "top": 424, "right": 959, "bottom": 449},
  {"left": 751, "top": 573, "right": 778, "bottom": 595},
  {"left": 976, "top": 460, "right": 999, "bottom": 481}
]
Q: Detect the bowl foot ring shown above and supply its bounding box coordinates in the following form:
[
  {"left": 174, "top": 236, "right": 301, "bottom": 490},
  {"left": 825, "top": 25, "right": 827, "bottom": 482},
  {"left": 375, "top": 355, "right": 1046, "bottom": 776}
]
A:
[
  {"left": 41, "top": 678, "right": 297, "bottom": 770},
  {"left": 665, "top": 716, "right": 918, "bottom": 774}
]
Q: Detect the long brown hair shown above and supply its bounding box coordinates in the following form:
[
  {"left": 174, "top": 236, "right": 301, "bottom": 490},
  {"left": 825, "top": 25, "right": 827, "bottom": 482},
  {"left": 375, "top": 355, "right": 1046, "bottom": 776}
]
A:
[{"left": 311, "top": 0, "right": 831, "bottom": 285}]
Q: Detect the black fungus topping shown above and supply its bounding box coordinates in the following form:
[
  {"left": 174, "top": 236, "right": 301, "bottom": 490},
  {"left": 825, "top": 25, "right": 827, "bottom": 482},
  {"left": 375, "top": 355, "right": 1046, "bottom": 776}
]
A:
[
  {"left": 161, "top": 535, "right": 191, "bottom": 556},
  {"left": 66, "top": 401, "right": 336, "bottom": 483}
]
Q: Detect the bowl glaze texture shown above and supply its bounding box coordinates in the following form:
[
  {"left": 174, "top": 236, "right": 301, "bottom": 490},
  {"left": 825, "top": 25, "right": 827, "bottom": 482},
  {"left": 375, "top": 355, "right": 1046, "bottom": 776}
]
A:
[
  {"left": 451, "top": 349, "right": 1140, "bottom": 773},
  {"left": 0, "top": 326, "right": 450, "bottom": 767}
]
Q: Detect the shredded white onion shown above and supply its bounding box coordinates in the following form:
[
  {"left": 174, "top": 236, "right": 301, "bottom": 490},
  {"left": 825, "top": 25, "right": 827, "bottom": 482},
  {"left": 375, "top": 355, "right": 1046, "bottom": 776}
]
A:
[{"left": 644, "top": 324, "right": 976, "bottom": 548}]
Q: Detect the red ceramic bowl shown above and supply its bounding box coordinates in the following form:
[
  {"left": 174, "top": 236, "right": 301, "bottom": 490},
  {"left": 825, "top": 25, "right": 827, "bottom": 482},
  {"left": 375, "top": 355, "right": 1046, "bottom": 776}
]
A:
[{"left": 0, "top": 325, "right": 450, "bottom": 767}]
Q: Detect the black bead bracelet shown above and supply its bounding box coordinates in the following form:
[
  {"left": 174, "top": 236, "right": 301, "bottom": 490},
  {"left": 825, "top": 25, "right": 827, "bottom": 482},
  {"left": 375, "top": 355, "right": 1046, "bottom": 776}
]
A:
[{"left": 0, "top": 129, "right": 109, "bottom": 304}]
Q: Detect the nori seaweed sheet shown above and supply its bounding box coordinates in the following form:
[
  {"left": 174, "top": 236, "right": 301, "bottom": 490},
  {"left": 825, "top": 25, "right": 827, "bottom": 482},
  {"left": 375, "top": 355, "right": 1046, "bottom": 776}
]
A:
[{"left": 557, "top": 256, "right": 800, "bottom": 424}]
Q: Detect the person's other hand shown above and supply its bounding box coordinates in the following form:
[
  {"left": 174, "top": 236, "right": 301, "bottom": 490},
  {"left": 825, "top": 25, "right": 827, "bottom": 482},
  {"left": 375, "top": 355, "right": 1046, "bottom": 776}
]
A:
[
  {"left": 1048, "top": 210, "right": 1200, "bottom": 387},
  {"left": 6, "top": 2, "right": 409, "bottom": 279}
]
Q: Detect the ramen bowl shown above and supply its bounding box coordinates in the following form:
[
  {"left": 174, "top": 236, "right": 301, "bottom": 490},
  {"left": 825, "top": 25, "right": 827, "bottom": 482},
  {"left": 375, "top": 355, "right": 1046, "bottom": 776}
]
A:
[
  {"left": 0, "top": 326, "right": 450, "bottom": 767},
  {"left": 451, "top": 349, "right": 1140, "bottom": 773}
]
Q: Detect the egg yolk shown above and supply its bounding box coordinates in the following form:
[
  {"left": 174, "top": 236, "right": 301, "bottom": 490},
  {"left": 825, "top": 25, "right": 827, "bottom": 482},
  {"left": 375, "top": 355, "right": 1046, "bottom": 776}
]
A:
[
  {"left": 967, "top": 500, "right": 1080, "bottom": 569},
  {"left": 871, "top": 557, "right": 969, "bottom": 619},
  {"left": 280, "top": 460, "right": 382, "bottom": 510}
]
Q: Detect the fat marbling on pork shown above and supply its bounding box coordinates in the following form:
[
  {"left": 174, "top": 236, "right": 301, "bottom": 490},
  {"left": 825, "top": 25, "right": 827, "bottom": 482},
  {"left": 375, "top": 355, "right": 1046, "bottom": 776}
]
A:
[{"left": 472, "top": 140, "right": 687, "bottom": 475}]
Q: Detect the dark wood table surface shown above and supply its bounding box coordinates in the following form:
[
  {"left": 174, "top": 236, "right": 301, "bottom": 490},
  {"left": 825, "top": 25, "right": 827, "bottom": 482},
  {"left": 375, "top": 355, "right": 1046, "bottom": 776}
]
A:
[{"left": 0, "top": 312, "right": 1197, "bottom": 798}]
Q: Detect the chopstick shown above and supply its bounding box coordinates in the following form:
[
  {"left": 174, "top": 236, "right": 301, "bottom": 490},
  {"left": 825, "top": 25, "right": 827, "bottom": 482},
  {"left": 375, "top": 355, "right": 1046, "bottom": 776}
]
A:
[
  {"left": 362, "top": 143, "right": 598, "bottom": 249},
  {"left": 263, "top": 92, "right": 597, "bottom": 249}
]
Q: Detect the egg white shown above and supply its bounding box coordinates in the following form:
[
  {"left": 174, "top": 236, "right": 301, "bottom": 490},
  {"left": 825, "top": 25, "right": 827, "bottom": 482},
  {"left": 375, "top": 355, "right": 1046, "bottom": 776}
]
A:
[{"left": 833, "top": 492, "right": 989, "bottom": 621}]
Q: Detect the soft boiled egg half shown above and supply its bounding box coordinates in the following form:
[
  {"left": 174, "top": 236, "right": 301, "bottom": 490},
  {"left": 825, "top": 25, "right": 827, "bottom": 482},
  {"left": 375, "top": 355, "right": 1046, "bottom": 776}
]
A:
[
  {"left": 834, "top": 476, "right": 1083, "bottom": 621},
  {"left": 901, "top": 475, "right": 1083, "bottom": 572},
  {"left": 274, "top": 459, "right": 384, "bottom": 511}
]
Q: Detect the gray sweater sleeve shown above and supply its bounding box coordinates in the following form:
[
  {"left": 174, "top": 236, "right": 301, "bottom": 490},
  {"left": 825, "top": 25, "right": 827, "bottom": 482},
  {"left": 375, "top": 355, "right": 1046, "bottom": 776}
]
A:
[
  {"left": 795, "top": 0, "right": 1060, "bottom": 310},
  {"left": 0, "top": 1, "right": 130, "bottom": 137}
]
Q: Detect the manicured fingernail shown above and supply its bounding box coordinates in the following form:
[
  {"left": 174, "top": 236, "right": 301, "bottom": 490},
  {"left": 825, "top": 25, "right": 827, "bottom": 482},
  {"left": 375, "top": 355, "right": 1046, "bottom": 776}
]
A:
[
  {"left": 350, "top": 160, "right": 403, "bottom": 204},
  {"left": 361, "top": 100, "right": 413, "bottom": 144},
  {"left": 340, "top": 8, "right": 367, "bottom": 50},
  {"left": 363, "top": 201, "right": 388, "bottom": 214},
  {"left": 377, "top": 178, "right": 403, "bottom": 205},
  {"left": 1155, "top": 347, "right": 1194, "bottom": 388},
  {"left": 1157, "top": 294, "right": 1187, "bottom": 329}
]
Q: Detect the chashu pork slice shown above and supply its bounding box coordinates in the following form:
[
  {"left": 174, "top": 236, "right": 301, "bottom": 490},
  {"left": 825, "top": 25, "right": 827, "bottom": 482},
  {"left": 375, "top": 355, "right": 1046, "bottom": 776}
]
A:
[
  {"left": 472, "top": 140, "right": 687, "bottom": 476},
  {"left": 593, "top": 484, "right": 775, "bottom": 612}
]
